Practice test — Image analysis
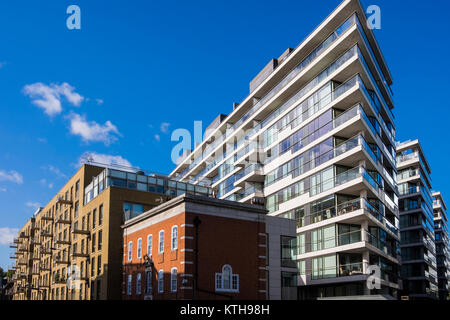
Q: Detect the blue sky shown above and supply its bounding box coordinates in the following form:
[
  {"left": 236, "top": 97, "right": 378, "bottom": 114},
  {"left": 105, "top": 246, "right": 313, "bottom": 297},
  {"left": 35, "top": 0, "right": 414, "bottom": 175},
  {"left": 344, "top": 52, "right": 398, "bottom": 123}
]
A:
[{"left": 1, "top": 0, "right": 449, "bottom": 270}]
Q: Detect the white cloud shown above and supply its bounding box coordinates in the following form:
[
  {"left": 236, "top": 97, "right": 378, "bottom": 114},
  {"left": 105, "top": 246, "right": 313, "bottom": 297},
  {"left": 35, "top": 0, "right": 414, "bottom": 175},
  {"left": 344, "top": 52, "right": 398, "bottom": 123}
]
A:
[
  {"left": 68, "top": 113, "right": 121, "bottom": 145},
  {"left": 96, "top": 98, "right": 104, "bottom": 105},
  {"left": 0, "top": 170, "right": 23, "bottom": 184},
  {"left": 154, "top": 134, "right": 161, "bottom": 142},
  {"left": 77, "top": 152, "right": 133, "bottom": 170},
  {"left": 0, "top": 227, "right": 19, "bottom": 245},
  {"left": 39, "top": 178, "right": 53, "bottom": 189},
  {"left": 160, "top": 122, "right": 170, "bottom": 133},
  {"left": 42, "top": 165, "right": 66, "bottom": 179},
  {"left": 23, "top": 82, "right": 84, "bottom": 116},
  {"left": 26, "top": 202, "right": 42, "bottom": 209}
]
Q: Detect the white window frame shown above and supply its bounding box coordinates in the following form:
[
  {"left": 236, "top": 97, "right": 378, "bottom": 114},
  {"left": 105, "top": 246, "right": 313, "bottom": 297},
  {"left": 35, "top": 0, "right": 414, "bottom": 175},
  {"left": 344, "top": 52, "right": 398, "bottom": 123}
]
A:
[
  {"left": 128, "top": 241, "right": 133, "bottom": 262},
  {"left": 215, "top": 264, "right": 239, "bottom": 292},
  {"left": 158, "top": 230, "right": 164, "bottom": 254},
  {"left": 147, "top": 234, "right": 153, "bottom": 257},
  {"left": 158, "top": 270, "right": 164, "bottom": 293},
  {"left": 137, "top": 238, "right": 142, "bottom": 259},
  {"left": 136, "top": 273, "right": 141, "bottom": 295},
  {"left": 127, "top": 274, "right": 132, "bottom": 295},
  {"left": 170, "top": 267, "right": 177, "bottom": 292},
  {"left": 171, "top": 225, "right": 178, "bottom": 250}
]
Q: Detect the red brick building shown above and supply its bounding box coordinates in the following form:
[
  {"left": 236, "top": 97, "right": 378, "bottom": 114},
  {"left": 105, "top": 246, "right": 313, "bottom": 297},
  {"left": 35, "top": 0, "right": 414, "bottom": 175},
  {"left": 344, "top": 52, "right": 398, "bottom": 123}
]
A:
[{"left": 122, "top": 194, "right": 297, "bottom": 300}]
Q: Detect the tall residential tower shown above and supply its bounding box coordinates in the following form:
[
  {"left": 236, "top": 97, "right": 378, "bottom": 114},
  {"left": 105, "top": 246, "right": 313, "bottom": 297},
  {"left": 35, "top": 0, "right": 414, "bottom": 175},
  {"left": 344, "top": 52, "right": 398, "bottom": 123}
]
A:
[
  {"left": 432, "top": 191, "right": 450, "bottom": 300},
  {"left": 396, "top": 140, "right": 438, "bottom": 299},
  {"left": 170, "top": 0, "right": 401, "bottom": 299}
]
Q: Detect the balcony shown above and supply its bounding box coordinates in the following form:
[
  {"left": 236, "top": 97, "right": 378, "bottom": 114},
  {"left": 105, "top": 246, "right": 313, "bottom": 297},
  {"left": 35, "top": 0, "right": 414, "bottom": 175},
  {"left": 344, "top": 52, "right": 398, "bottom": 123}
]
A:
[
  {"left": 19, "top": 232, "right": 29, "bottom": 239},
  {"left": 71, "top": 228, "right": 90, "bottom": 235},
  {"left": 55, "top": 217, "right": 71, "bottom": 224},
  {"left": 55, "top": 239, "right": 71, "bottom": 245},
  {"left": 53, "top": 276, "right": 67, "bottom": 284},
  {"left": 40, "top": 264, "right": 51, "bottom": 271},
  {"left": 40, "top": 247, "right": 52, "bottom": 255},
  {"left": 56, "top": 194, "right": 73, "bottom": 206},
  {"left": 41, "top": 215, "right": 54, "bottom": 221},
  {"left": 9, "top": 244, "right": 18, "bottom": 249},
  {"left": 40, "top": 230, "right": 53, "bottom": 238},
  {"left": 54, "top": 257, "right": 69, "bottom": 265},
  {"left": 71, "top": 251, "right": 89, "bottom": 258}
]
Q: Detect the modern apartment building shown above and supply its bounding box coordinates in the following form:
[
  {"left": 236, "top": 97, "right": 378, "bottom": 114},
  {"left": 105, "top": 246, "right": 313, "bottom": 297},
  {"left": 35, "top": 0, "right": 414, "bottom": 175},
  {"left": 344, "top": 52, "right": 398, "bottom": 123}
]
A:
[
  {"left": 396, "top": 140, "right": 438, "bottom": 299},
  {"left": 10, "top": 163, "right": 211, "bottom": 300},
  {"left": 122, "top": 194, "right": 297, "bottom": 300},
  {"left": 432, "top": 191, "right": 450, "bottom": 300},
  {"left": 169, "top": 0, "right": 401, "bottom": 299}
]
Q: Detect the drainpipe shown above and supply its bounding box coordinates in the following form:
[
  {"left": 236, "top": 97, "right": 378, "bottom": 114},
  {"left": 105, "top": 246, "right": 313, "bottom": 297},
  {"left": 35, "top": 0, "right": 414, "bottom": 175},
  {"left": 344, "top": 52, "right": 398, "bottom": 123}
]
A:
[{"left": 193, "top": 216, "right": 201, "bottom": 300}]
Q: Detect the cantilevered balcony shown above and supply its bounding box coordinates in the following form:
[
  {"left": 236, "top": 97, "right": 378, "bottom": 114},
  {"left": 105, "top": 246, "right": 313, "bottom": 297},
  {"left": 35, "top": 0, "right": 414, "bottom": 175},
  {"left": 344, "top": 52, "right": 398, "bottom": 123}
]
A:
[
  {"left": 56, "top": 194, "right": 73, "bottom": 206},
  {"left": 40, "top": 230, "right": 53, "bottom": 238},
  {"left": 54, "top": 257, "right": 69, "bottom": 265},
  {"left": 71, "top": 228, "right": 90, "bottom": 236},
  {"left": 55, "top": 217, "right": 71, "bottom": 224},
  {"left": 55, "top": 239, "right": 71, "bottom": 245},
  {"left": 71, "top": 250, "right": 89, "bottom": 258}
]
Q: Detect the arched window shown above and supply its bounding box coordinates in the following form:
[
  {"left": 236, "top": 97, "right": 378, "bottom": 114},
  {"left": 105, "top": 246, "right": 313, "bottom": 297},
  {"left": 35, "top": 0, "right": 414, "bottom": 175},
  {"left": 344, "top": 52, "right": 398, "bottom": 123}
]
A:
[
  {"left": 158, "top": 270, "right": 164, "bottom": 293},
  {"left": 158, "top": 230, "right": 164, "bottom": 253},
  {"left": 171, "top": 226, "right": 178, "bottom": 250},
  {"left": 171, "top": 268, "right": 177, "bottom": 292},
  {"left": 215, "top": 265, "right": 239, "bottom": 292}
]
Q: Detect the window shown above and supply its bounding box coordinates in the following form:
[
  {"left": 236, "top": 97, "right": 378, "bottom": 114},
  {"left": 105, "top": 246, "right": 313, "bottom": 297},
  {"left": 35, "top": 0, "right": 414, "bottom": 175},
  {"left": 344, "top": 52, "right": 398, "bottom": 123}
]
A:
[
  {"left": 136, "top": 273, "right": 142, "bottom": 295},
  {"left": 215, "top": 265, "right": 239, "bottom": 292},
  {"left": 123, "top": 202, "right": 145, "bottom": 220},
  {"left": 98, "top": 230, "right": 102, "bottom": 251},
  {"left": 171, "top": 226, "right": 178, "bottom": 250},
  {"left": 92, "top": 233, "right": 96, "bottom": 252},
  {"left": 74, "top": 201, "right": 79, "bottom": 219},
  {"left": 75, "top": 180, "right": 80, "bottom": 198},
  {"left": 93, "top": 209, "right": 97, "bottom": 229},
  {"left": 158, "top": 270, "right": 164, "bottom": 293},
  {"left": 97, "top": 255, "right": 101, "bottom": 275},
  {"left": 171, "top": 268, "right": 177, "bottom": 292},
  {"left": 158, "top": 230, "right": 164, "bottom": 253},
  {"left": 137, "top": 238, "right": 142, "bottom": 259},
  {"left": 145, "top": 270, "right": 152, "bottom": 294},
  {"left": 127, "top": 275, "right": 132, "bottom": 295},
  {"left": 312, "top": 254, "right": 337, "bottom": 279},
  {"left": 91, "top": 258, "right": 95, "bottom": 277},
  {"left": 99, "top": 205, "right": 103, "bottom": 226},
  {"left": 128, "top": 241, "right": 133, "bottom": 261},
  {"left": 147, "top": 234, "right": 152, "bottom": 257}
]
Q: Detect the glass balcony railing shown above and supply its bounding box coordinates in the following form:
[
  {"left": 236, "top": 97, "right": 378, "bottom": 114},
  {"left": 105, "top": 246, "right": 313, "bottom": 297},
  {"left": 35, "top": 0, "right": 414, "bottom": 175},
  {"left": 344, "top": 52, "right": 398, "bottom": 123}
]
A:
[
  {"left": 235, "top": 164, "right": 263, "bottom": 182},
  {"left": 176, "top": 21, "right": 360, "bottom": 181}
]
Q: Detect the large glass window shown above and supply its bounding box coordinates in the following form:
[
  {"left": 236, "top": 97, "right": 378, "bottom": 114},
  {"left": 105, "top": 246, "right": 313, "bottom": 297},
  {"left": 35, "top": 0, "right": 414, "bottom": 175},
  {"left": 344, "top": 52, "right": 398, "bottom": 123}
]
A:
[
  {"left": 311, "top": 225, "right": 336, "bottom": 251},
  {"left": 281, "top": 236, "right": 297, "bottom": 267},
  {"left": 312, "top": 254, "right": 337, "bottom": 279}
]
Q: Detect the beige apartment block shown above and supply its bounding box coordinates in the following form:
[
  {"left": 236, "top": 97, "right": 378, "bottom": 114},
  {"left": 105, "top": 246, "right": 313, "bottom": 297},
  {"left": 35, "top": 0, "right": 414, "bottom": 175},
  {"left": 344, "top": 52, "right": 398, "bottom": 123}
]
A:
[{"left": 10, "top": 164, "right": 211, "bottom": 300}]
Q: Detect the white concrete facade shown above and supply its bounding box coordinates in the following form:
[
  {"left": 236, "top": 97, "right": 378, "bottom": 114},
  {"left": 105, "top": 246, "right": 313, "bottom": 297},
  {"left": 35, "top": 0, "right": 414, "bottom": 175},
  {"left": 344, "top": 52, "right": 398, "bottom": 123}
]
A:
[{"left": 170, "top": 0, "right": 400, "bottom": 299}]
